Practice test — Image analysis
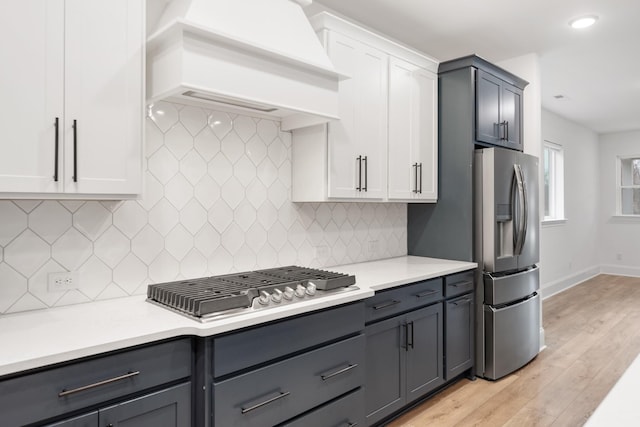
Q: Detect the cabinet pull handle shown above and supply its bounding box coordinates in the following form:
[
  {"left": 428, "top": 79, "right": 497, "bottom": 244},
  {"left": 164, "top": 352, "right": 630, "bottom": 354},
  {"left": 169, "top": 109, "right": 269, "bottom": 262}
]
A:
[
  {"left": 452, "top": 297, "right": 472, "bottom": 306},
  {"left": 412, "top": 163, "right": 418, "bottom": 193},
  {"left": 362, "top": 155, "right": 368, "bottom": 192},
  {"left": 449, "top": 280, "right": 472, "bottom": 288},
  {"left": 241, "top": 391, "right": 290, "bottom": 414},
  {"left": 418, "top": 162, "right": 423, "bottom": 194},
  {"left": 58, "top": 371, "right": 140, "bottom": 397},
  {"left": 320, "top": 363, "right": 359, "bottom": 381},
  {"left": 72, "top": 119, "right": 78, "bottom": 182},
  {"left": 54, "top": 117, "right": 59, "bottom": 182},
  {"left": 415, "top": 289, "right": 438, "bottom": 298},
  {"left": 505, "top": 121, "right": 509, "bottom": 141},
  {"left": 347, "top": 423, "right": 358, "bottom": 427},
  {"left": 408, "top": 321, "right": 414, "bottom": 349},
  {"left": 372, "top": 300, "right": 400, "bottom": 310},
  {"left": 356, "top": 155, "right": 362, "bottom": 191},
  {"left": 402, "top": 322, "right": 409, "bottom": 351}
]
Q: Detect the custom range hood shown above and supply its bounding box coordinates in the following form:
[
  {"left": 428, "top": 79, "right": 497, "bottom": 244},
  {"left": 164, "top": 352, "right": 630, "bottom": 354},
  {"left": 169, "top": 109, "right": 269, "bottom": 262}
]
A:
[{"left": 147, "top": 0, "right": 343, "bottom": 130}]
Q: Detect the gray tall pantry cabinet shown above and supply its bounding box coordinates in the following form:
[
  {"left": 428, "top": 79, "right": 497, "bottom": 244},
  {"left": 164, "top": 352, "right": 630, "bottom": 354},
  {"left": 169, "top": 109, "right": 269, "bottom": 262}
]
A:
[{"left": 408, "top": 55, "right": 528, "bottom": 261}]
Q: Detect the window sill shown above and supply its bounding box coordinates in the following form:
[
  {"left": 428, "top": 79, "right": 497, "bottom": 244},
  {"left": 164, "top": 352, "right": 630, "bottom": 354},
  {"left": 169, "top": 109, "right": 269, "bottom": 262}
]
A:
[
  {"left": 610, "top": 215, "right": 640, "bottom": 223},
  {"left": 542, "top": 218, "right": 567, "bottom": 227}
]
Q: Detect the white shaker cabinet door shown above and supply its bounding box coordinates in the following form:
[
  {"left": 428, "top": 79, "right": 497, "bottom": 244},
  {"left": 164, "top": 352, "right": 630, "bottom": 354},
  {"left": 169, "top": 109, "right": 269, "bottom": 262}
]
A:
[
  {"left": 326, "top": 32, "right": 387, "bottom": 200},
  {"left": 63, "top": 0, "right": 143, "bottom": 196},
  {"left": 0, "top": 0, "right": 64, "bottom": 193},
  {"left": 388, "top": 56, "right": 437, "bottom": 202}
]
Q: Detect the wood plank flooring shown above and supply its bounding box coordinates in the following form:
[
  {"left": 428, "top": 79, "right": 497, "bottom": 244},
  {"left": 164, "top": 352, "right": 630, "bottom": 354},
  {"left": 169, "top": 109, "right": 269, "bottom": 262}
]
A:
[{"left": 387, "top": 274, "right": 640, "bottom": 427}]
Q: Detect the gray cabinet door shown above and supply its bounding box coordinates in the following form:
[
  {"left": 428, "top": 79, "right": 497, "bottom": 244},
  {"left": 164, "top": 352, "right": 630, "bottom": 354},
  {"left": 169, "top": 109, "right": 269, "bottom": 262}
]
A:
[
  {"left": 476, "top": 69, "right": 502, "bottom": 146},
  {"left": 405, "top": 304, "right": 444, "bottom": 402},
  {"left": 100, "top": 382, "right": 191, "bottom": 427},
  {"left": 445, "top": 294, "right": 474, "bottom": 380},
  {"left": 46, "top": 412, "right": 98, "bottom": 427},
  {"left": 364, "top": 315, "right": 406, "bottom": 425},
  {"left": 501, "top": 84, "right": 523, "bottom": 151}
]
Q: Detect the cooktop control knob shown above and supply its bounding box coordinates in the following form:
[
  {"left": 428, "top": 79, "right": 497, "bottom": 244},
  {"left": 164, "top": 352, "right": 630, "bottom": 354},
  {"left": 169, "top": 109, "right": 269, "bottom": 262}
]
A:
[
  {"left": 305, "top": 283, "right": 317, "bottom": 296},
  {"left": 271, "top": 288, "right": 283, "bottom": 303},
  {"left": 258, "top": 290, "right": 270, "bottom": 306},
  {"left": 283, "top": 286, "right": 295, "bottom": 300},
  {"left": 295, "top": 284, "right": 306, "bottom": 298}
]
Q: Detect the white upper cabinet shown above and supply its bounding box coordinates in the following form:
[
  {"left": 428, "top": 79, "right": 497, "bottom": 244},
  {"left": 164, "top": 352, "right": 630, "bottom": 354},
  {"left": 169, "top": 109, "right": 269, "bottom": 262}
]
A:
[
  {"left": 291, "top": 13, "right": 438, "bottom": 203},
  {"left": 0, "top": 0, "right": 144, "bottom": 198},
  {"left": 326, "top": 32, "right": 387, "bottom": 200},
  {"left": 388, "top": 56, "right": 438, "bottom": 201}
]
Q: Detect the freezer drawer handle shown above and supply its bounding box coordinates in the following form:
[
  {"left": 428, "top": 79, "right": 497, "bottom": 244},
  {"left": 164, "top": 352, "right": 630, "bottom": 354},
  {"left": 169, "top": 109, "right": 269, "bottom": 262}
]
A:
[
  {"left": 320, "top": 363, "right": 359, "bottom": 381},
  {"left": 241, "top": 391, "right": 290, "bottom": 414},
  {"left": 415, "top": 289, "right": 438, "bottom": 298},
  {"left": 372, "top": 300, "right": 400, "bottom": 310},
  {"left": 58, "top": 371, "right": 140, "bottom": 397}
]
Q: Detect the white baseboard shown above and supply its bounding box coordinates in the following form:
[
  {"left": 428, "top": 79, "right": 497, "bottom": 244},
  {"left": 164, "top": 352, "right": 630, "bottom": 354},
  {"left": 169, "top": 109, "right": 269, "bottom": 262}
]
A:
[
  {"left": 540, "top": 266, "right": 601, "bottom": 300},
  {"left": 600, "top": 264, "right": 640, "bottom": 278}
]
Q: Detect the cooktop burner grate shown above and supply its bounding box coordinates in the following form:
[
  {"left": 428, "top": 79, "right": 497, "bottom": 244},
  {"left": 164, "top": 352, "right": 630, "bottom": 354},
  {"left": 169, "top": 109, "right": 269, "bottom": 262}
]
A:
[{"left": 147, "top": 266, "right": 356, "bottom": 319}]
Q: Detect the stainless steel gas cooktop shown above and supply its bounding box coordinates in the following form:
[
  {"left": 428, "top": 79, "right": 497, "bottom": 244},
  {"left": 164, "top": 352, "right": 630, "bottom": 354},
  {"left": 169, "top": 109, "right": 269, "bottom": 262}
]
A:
[{"left": 147, "top": 266, "right": 357, "bottom": 322}]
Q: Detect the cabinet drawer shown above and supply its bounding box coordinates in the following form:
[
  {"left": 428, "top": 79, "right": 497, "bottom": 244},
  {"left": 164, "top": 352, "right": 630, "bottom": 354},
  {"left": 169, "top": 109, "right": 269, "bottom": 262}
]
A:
[
  {"left": 282, "top": 388, "right": 364, "bottom": 427},
  {"left": 213, "top": 334, "right": 365, "bottom": 427},
  {"left": 214, "top": 302, "right": 364, "bottom": 377},
  {"left": 0, "top": 338, "right": 191, "bottom": 427},
  {"left": 365, "top": 278, "right": 442, "bottom": 323},
  {"left": 444, "top": 270, "right": 474, "bottom": 297}
]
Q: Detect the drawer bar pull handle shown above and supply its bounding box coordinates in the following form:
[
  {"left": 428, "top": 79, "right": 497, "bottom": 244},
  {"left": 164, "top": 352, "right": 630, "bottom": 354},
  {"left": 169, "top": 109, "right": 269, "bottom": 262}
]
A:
[
  {"left": 58, "top": 371, "right": 140, "bottom": 397},
  {"left": 373, "top": 300, "right": 400, "bottom": 310},
  {"left": 452, "top": 298, "right": 472, "bottom": 306},
  {"left": 241, "top": 391, "right": 290, "bottom": 414},
  {"left": 321, "top": 363, "right": 359, "bottom": 381},
  {"left": 415, "top": 290, "right": 438, "bottom": 298},
  {"left": 449, "top": 280, "right": 472, "bottom": 288},
  {"left": 347, "top": 423, "right": 358, "bottom": 427}
]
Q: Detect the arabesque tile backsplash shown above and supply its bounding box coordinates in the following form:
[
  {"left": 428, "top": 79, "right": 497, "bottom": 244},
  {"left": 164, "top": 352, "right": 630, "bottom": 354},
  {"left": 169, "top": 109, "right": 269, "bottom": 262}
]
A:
[{"left": 0, "top": 102, "right": 407, "bottom": 314}]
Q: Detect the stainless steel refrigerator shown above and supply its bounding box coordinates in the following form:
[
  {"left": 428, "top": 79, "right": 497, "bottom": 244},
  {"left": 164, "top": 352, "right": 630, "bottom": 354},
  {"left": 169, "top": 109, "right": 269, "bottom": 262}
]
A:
[{"left": 474, "top": 147, "right": 540, "bottom": 380}]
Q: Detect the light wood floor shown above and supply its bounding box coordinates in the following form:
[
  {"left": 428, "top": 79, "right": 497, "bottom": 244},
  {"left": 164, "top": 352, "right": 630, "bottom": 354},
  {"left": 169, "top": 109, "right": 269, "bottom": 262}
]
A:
[{"left": 387, "top": 274, "right": 640, "bottom": 427}]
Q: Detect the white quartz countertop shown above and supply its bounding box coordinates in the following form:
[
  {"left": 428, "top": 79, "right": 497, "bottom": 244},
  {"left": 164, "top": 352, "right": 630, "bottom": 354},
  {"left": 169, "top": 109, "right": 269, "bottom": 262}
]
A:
[{"left": 0, "top": 256, "right": 476, "bottom": 377}]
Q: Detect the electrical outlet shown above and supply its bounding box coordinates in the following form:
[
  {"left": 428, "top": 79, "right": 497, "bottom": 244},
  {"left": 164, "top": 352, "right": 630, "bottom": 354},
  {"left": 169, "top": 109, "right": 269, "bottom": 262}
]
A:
[{"left": 48, "top": 271, "right": 78, "bottom": 292}]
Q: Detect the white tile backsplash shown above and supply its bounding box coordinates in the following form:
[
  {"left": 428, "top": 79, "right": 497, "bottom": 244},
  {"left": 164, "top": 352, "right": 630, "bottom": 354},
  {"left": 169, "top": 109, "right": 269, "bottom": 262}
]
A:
[{"left": 0, "top": 102, "right": 407, "bottom": 314}]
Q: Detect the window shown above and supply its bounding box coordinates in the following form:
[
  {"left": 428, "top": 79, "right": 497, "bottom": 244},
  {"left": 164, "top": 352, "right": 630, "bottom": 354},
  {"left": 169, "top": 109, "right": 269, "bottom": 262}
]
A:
[
  {"left": 618, "top": 156, "right": 640, "bottom": 215},
  {"left": 543, "top": 141, "right": 565, "bottom": 221}
]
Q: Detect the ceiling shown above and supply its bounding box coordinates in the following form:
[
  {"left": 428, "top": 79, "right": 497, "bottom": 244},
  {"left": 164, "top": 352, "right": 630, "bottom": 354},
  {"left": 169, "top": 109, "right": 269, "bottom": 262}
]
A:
[{"left": 310, "top": 0, "right": 640, "bottom": 134}]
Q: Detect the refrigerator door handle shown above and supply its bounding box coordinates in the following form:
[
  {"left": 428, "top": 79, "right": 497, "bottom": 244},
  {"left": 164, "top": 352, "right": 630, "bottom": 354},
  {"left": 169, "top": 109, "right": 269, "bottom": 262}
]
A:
[{"left": 513, "top": 164, "right": 527, "bottom": 255}]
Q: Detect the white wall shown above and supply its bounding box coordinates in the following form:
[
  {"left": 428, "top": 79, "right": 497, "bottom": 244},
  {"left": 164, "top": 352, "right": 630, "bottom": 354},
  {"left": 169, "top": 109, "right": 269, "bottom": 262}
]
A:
[
  {"left": 599, "top": 130, "right": 640, "bottom": 276},
  {"left": 539, "top": 109, "right": 600, "bottom": 297}
]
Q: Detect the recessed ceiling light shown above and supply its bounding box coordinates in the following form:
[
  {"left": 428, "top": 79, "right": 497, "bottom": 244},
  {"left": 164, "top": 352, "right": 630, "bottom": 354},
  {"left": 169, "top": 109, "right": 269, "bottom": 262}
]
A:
[{"left": 569, "top": 15, "right": 598, "bottom": 29}]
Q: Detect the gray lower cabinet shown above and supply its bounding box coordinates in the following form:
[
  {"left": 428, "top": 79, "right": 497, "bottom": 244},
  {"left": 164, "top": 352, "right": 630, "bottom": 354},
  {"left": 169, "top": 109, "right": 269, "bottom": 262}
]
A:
[
  {"left": 445, "top": 293, "right": 474, "bottom": 380},
  {"left": 365, "top": 303, "right": 443, "bottom": 426},
  {"left": 204, "top": 302, "right": 366, "bottom": 427},
  {"left": 1, "top": 338, "right": 192, "bottom": 427},
  {"left": 47, "top": 383, "right": 191, "bottom": 427}
]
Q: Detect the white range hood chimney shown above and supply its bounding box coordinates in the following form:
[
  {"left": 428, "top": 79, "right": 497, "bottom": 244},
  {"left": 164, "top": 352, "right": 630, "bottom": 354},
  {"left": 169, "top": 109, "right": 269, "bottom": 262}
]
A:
[{"left": 147, "top": 0, "right": 343, "bottom": 130}]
